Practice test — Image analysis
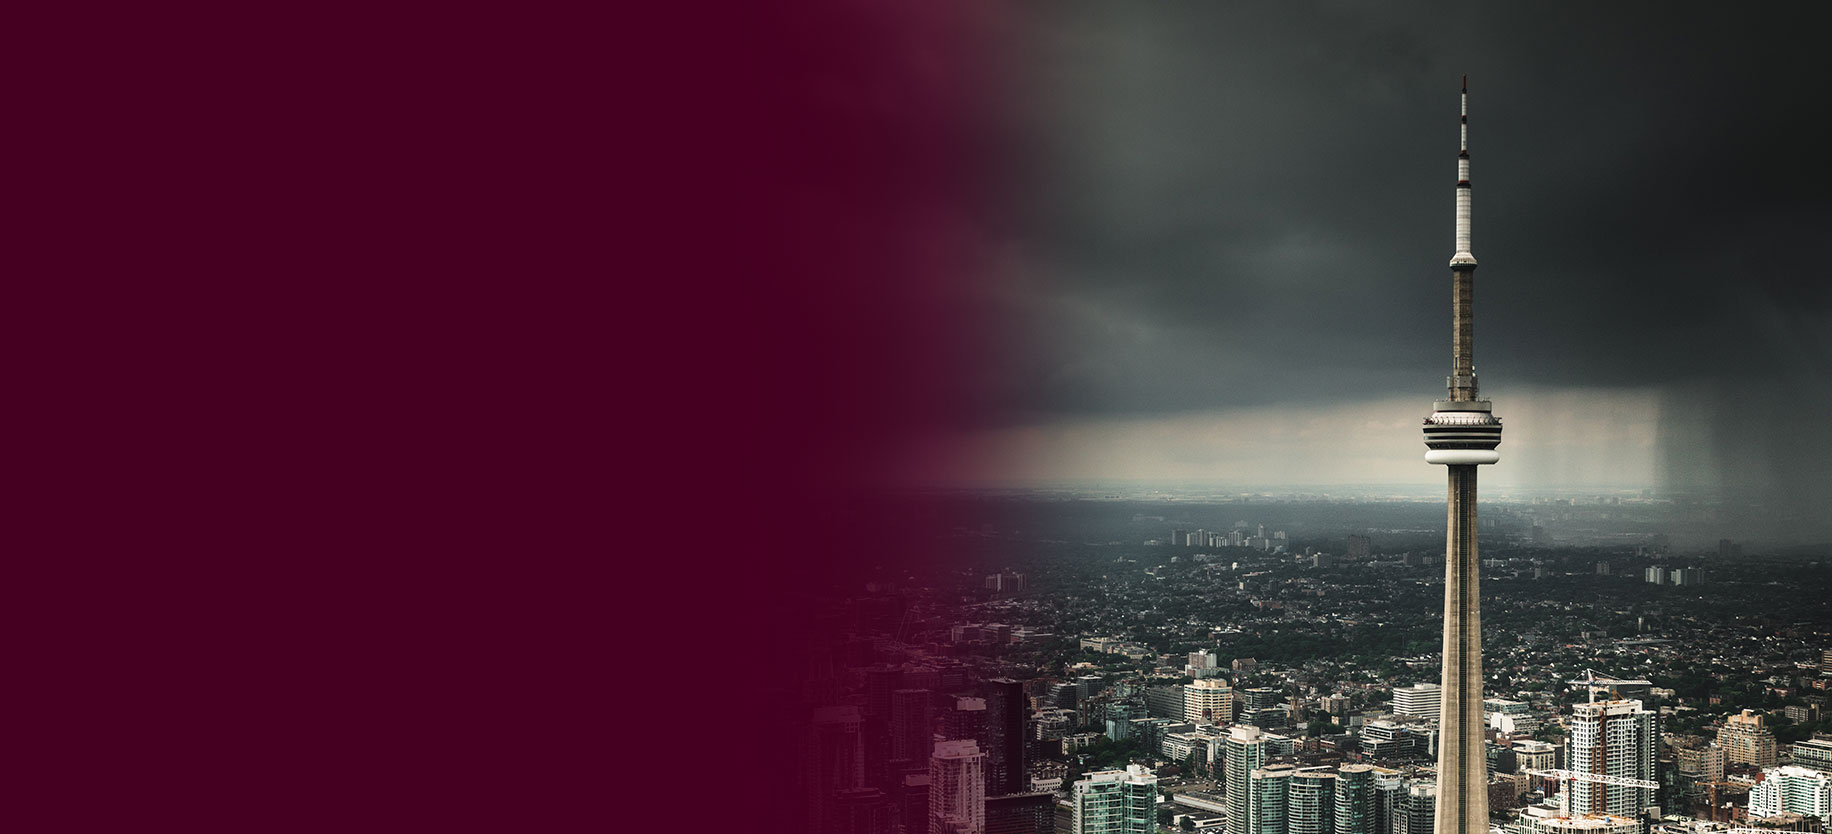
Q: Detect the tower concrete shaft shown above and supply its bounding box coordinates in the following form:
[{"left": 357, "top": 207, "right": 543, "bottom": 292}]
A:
[
  {"left": 1435, "top": 465, "right": 1488, "bottom": 834},
  {"left": 1424, "top": 76, "right": 1501, "bottom": 834}
]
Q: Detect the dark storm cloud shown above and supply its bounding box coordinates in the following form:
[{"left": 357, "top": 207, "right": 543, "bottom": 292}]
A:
[
  {"left": 998, "top": 2, "right": 1829, "bottom": 408},
  {"left": 940, "top": 2, "right": 1832, "bottom": 533}
]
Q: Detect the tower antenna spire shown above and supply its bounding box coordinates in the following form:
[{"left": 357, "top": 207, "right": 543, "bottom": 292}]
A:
[{"left": 1449, "top": 75, "right": 1477, "bottom": 400}]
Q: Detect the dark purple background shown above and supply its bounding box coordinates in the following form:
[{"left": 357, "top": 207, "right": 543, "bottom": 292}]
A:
[{"left": 20, "top": 2, "right": 1006, "bottom": 830}]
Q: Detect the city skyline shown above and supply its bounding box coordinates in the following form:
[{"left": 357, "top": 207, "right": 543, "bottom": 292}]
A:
[{"left": 788, "top": 486, "right": 1832, "bottom": 834}]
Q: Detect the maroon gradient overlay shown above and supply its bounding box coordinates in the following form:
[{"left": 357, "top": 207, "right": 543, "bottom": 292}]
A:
[
  {"left": 17, "top": 2, "right": 1016, "bottom": 829},
  {"left": 664, "top": 4, "right": 1023, "bottom": 830}
]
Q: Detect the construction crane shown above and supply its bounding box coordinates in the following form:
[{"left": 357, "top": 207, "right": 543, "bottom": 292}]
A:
[
  {"left": 1565, "top": 669, "right": 1649, "bottom": 703},
  {"left": 1526, "top": 769, "right": 1659, "bottom": 817}
]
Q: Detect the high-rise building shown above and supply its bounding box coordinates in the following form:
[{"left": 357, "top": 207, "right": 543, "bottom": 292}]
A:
[
  {"left": 948, "top": 697, "right": 988, "bottom": 743},
  {"left": 1566, "top": 699, "right": 1659, "bottom": 817},
  {"left": 831, "top": 787, "right": 896, "bottom": 834},
  {"left": 1788, "top": 735, "right": 1832, "bottom": 773},
  {"left": 1336, "top": 765, "right": 1377, "bottom": 834},
  {"left": 1264, "top": 731, "right": 1297, "bottom": 758},
  {"left": 985, "top": 792, "right": 1054, "bottom": 834},
  {"left": 901, "top": 774, "right": 932, "bottom": 834},
  {"left": 1421, "top": 77, "right": 1504, "bottom": 834},
  {"left": 1393, "top": 684, "right": 1441, "bottom": 722},
  {"left": 893, "top": 689, "right": 936, "bottom": 763},
  {"left": 1290, "top": 769, "right": 1339, "bottom": 834},
  {"left": 929, "top": 739, "right": 987, "bottom": 834},
  {"left": 1394, "top": 782, "right": 1435, "bottom": 834},
  {"left": 1105, "top": 702, "right": 1146, "bottom": 742},
  {"left": 1371, "top": 770, "right": 1404, "bottom": 834},
  {"left": 1821, "top": 648, "right": 1831, "bottom": 675},
  {"left": 1669, "top": 736, "right": 1725, "bottom": 786},
  {"left": 1487, "top": 771, "right": 1525, "bottom": 812},
  {"left": 1071, "top": 765, "right": 1158, "bottom": 834},
  {"left": 1186, "top": 679, "right": 1234, "bottom": 726},
  {"left": 1484, "top": 699, "right": 1539, "bottom": 736},
  {"left": 1360, "top": 720, "right": 1427, "bottom": 760},
  {"left": 1251, "top": 765, "right": 1295, "bottom": 834},
  {"left": 1227, "top": 726, "right": 1271, "bottom": 834},
  {"left": 1250, "top": 705, "right": 1294, "bottom": 730},
  {"left": 1748, "top": 765, "right": 1832, "bottom": 820},
  {"left": 1242, "top": 687, "right": 1283, "bottom": 713},
  {"left": 983, "top": 679, "right": 1027, "bottom": 797},
  {"left": 983, "top": 570, "right": 1026, "bottom": 593},
  {"left": 1719, "top": 709, "right": 1779, "bottom": 768},
  {"left": 1147, "top": 685, "right": 1186, "bottom": 720},
  {"left": 811, "top": 706, "right": 870, "bottom": 834},
  {"left": 1484, "top": 742, "right": 1516, "bottom": 778}
]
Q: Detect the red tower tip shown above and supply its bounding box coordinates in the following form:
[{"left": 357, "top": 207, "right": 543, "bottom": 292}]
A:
[{"left": 1461, "top": 74, "right": 1467, "bottom": 91}]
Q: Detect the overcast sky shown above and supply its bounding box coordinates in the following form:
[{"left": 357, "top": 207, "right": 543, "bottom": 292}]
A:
[{"left": 875, "top": 3, "right": 1831, "bottom": 533}]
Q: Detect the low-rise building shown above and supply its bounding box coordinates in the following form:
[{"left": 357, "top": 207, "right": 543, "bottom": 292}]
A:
[
  {"left": 1392, "top": 684, "right": 1441, "bottom": 722},
  {"left": 1514, "top": 740, "right": 1556, "bottom": 774},
  {"left": 1512, "top": 805, "right": 1641, "bottom": 834}
]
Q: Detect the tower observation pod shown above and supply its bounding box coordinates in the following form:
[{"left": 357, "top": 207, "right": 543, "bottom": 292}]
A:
[{"left": 1427, "top": 76, "right": 1503, "bottom": 834}]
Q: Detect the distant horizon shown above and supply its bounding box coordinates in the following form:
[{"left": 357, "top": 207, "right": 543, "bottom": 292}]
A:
[
  {"left": 871, "top": 480, "right": 1832, "bottom": 547},
  {"left": 881, "top": 479, "right": 1736, "bottom": 500}
]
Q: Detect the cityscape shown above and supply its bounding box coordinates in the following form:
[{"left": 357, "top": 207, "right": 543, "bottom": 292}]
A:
[
  {"left": 795, "top": 490, "right": 1832, "bottom": 834},
  {"left": 752, "top": 1, "right": 1832, "bottom": 832},
  {"left": 787, "top": 64, "right": 1832, "bottom": 834}
]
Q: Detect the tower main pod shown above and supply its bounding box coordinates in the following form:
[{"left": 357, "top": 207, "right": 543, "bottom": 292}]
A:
[{"left": 1424, "top": 77, "right": 1502, "bottom": 834}]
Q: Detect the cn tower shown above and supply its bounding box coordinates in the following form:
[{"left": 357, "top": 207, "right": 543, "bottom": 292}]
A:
[{"left": 1425, "top": 76, "right": 1502, "bottom": 834}]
